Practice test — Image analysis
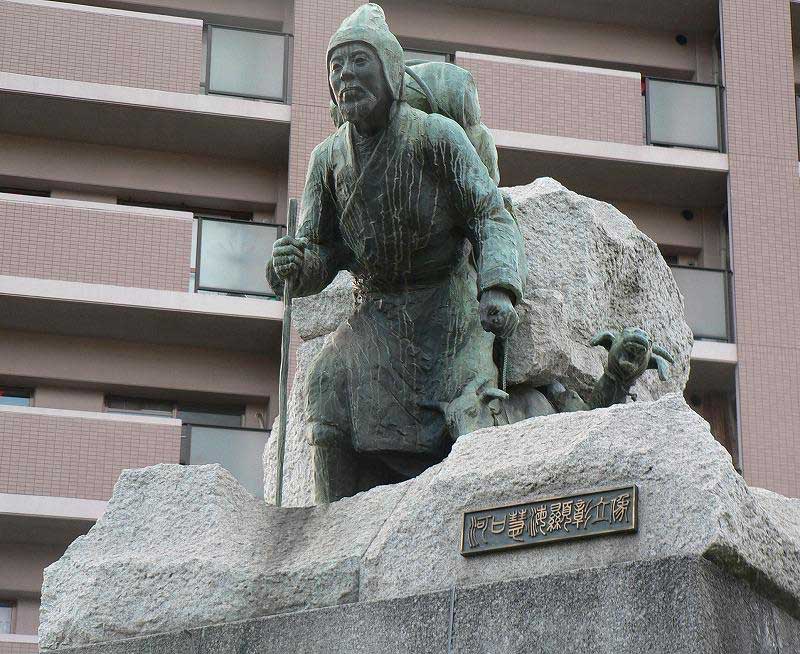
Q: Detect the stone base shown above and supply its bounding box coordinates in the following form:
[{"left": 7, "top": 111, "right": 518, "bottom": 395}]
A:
[
  {"left": 51, "top": 556, "right": 800, "bottom": 654},
  {"left": 40, "top": 396, "right": 800, "bottom": 650}
]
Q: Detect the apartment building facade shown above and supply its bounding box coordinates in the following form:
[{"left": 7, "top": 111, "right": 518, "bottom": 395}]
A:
[{"left": 0, "top": 0, "right": 798, "bottom": 649}]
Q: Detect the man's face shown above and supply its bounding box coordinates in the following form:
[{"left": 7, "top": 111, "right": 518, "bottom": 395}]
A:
[{"left": 329, "top": 43, "right": 390, "bottom": 125}]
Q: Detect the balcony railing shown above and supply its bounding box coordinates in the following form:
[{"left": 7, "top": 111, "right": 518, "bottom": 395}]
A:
[
  {"left": 194, "top": 217, "right": 281, "bottom": 297},
  {"left": 206, "top": 26, "right": 291, "bottom": 102},
  {"left": 645, "top": 78, "right": 723, "bottom": 151},
  {"left": 669, "top": 265, "right": 733, "bottom": 341},
  {"left": 181, "top": 425, "right": 270, "bottom": 498}
]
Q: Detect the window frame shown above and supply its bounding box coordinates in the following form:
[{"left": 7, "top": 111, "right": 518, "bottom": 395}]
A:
[
  {"left": 205, "top": 24, "right": 290, "bottom": 102},
  {"left": 0, "top": 600, "right": 15, "bottom": 635},
  {"left": 644, "top": 76, "right": 725, "bottom": 153},
  {"left": 403, "top": 48, "right": 454, "bottom": 64},
  {"left": 668, "top": 264, "right": 734, "bottom": 342},
  {"left": 194, "top": 215, "right": 283, "bottom": 298}
]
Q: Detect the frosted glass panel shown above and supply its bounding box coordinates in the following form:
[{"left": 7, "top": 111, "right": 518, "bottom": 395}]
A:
[
  {"left": 404, "top": 49, "right": 449, "bottom": 62},
  {"left": 209, "top": 27, "right": 285, "bottom": 99},
  {"left": 188, "top": 426, "right": 268, "bottom": 498},
  {"left": 670, "top": 266, "right": 729, "bottom": 340},
  {"left": 197, "top": 219, "right": 278, "bottom": 296},
  {"left": 648, "top": 80, "right": 720, "bottom": 150}
]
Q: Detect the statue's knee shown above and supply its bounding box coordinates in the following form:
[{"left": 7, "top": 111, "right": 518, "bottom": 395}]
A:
[{"left": 307, "top": 422, "right": 348, "bottom": 448}]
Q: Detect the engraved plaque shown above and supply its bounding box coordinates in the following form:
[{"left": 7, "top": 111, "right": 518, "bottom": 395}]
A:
[{"left": 460, "top": 485, "right": 637, "bottom": 556}]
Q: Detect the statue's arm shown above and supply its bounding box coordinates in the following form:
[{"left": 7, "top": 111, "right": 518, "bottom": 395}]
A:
[
  {"left": 267, "top": 143, "right": 343, "bottom": 298},
  {"left": 432, "top": 116, "right": 526, "bottom": 303}
]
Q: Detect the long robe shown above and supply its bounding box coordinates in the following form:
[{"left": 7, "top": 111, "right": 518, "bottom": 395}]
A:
[{"left": 269, "top": 102, "right": 525, "bottom": 458}]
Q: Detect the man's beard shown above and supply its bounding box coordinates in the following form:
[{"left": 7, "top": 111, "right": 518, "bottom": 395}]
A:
[{"left": 338, "top": 90, "right": 379, "bottom": 124}]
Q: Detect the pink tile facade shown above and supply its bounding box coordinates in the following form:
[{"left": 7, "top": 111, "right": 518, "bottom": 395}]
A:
[
  {"left": 0, "top": 0, "right": 202, "bottom": 93},
  {"left": 456, "top": 52, "right": 644, "bottom": 145},
  {"left": 721, "top": 0, "right": 800, "bottom": 496},
  {"left": 0, "top": 196, "right": 192, "bottom": 292},
  {"left": 0, "top": 643, "right": 38, "bottom": 654},
  {"left": 0, "top": 407, "right": 180, "bottom": 500}
]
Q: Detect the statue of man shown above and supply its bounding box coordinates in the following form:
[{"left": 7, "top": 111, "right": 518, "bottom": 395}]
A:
[{"left": 268, "top": 4, "right": 525, "bottom": 502}]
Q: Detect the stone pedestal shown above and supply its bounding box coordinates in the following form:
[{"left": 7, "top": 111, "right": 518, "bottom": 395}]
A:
[
  {"left": 41, "top": 396, "right": 800, "bottom": 653},
  {"left": 42, "top": 557, "right": 800, "bottom": 654}
]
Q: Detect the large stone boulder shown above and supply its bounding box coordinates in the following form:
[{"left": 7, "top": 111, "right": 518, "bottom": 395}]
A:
[
  {"left": 505, "top": 178, "right": 692, "bottom": 398},
  {"left": 264, "top": 178, "right": 693, "bottom": 505},
  {"left": 41, "top": 396, "right": 800, "bottom": 651}
]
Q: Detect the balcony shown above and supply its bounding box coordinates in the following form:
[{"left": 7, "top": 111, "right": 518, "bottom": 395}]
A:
[
  {"left": 0, "top": 193, "right": 284, "bottom": 352},
  {"left": 645, "top": 78, "right": 723, "bottom": 152},
  {"left": 181, "top": 425, "right": 270, "bottom": 499},
  {"left": 455, "top": 51, "right": 728, "bottom": 207},
  {"left": 0, "top": 193, "right": 192, "bottom": 293},
  {"left": 0, "top": 405, "right": 181, "bottom": 502},
  {"left": 0, "top": 0, "right": 291, "bottom": 163},
  {"left": 670, "top": 265, "right": 733, "bottom": 342}
]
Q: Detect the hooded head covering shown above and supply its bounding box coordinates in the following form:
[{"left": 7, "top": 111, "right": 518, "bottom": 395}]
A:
[{"left": 327, "top": 3, "right": 404, "bottom": 106}]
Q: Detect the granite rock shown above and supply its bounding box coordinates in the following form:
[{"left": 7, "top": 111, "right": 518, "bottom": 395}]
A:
[
  {"left": 39, "top": 464, "right": 407, "bottom": 652},
  {"left": 505, "top": 177, "right": 692, "bottom": 399},
  {"left": 357, "top": 394, "right": 800, "bottom": 610},
  {"left": 40, "top": 396, "right": 800, "bottom": 650},
  {"left": 292, "top": 271, "right": 355, "bottom": 341},
  {"left": 40, "top": 558, "right": 800, "bottom": 654}
]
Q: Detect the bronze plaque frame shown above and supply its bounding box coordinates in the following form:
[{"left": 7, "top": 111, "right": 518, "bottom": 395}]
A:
[{"left": 460, "top": 484, "right": 638, "bottom": 556}]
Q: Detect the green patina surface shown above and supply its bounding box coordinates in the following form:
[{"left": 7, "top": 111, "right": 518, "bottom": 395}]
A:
[{"left": 267, "top": 4, "right": 672, "bottom": 503}]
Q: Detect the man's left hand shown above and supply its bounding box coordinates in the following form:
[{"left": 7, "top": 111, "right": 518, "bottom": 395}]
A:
[{"left": 479, "top": 288, "right": 519, "bottom": 338}]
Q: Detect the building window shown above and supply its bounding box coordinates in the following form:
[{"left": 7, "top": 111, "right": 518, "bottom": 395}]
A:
[
  {"left": 194, "top": 216, "right": 281, "bottom": 297},
  {"left": 104, "top": 396, "right": 267, "bottom": 498},
  {"left": 105, "top": 396, "right": 173, "bottom": 417},
  {"left": 645, "top": 78, "right": 722, "bottom": 151},
  {"left": 176, "top": 404, "right": 244, "bottom": 428},
  {"left": 0, "top": 387, "right": 31, "bottom": 407},
  {"left": 0, "top": 601, "right": 14, "bottom": 634},
  {"left": 404, "top": 49, "right": 453, "bottom": 63},
  {"left": 206, "top": 26, "right": 287, "bottom": 101}
]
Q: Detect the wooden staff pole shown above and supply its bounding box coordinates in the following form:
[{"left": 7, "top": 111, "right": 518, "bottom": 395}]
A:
[{"left": 274, "top": 198, "right": 298, "bottom": 507}]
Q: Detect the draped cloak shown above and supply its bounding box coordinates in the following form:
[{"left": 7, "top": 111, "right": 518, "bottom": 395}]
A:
[{"left": 268, "top": 102, "right": 525, "bottom": 458}]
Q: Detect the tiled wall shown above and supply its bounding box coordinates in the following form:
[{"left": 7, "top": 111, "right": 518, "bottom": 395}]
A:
[
  {"left": 0, "top": 642, "right": 39, "bottom": 654},
  {"left": 0, "top": 195, "right": 192, "bottom": 292},
  {"left": 721, "top": 0, "right": 800, "bottom": 497},
  {"left": 0, "top": 406, "right": 181, "bottom": 500},
  {"left": 456, "top": 52, "right": 644, "bottom": 145},
  {"left": 0, "top": 0, "right": 202, "bottom": 93}
]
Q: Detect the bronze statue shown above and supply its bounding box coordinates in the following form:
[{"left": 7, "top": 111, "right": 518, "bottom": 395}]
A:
[{"left": 267, "top": 4, "right": 671, "bottom": 503}]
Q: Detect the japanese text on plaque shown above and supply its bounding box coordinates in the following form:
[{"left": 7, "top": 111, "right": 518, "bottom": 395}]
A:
[{"left": 460, "top": 485, "right": 637, "bottom": 556}]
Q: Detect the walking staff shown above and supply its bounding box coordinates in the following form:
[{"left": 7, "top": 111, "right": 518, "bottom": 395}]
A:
[{"left": 274, "top": 198, "right": 297, "bottom": 506}]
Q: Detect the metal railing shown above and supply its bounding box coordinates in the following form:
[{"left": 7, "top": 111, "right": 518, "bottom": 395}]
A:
[
  {"left": 195, "top": 216, "right": 281, "bottom": 297},
  {"left": 206, "top": 25, "right": 292, "bottom": 102},
  {"left": 669, "top": 265, "right": 733, "bottom": 341},
  {"left": 181, "top": 424, "right": 270, "bottom": 499},
  {"left": 645, "top": 78, "right": 724, "bottom": 152}
]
